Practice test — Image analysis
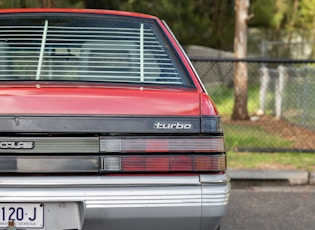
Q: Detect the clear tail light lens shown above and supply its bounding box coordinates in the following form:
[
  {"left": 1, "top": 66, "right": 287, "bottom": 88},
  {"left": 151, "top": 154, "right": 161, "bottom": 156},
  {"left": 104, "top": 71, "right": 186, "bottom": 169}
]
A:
[{"left": 100, "top": 137, "right": 225, "bottom": 153}]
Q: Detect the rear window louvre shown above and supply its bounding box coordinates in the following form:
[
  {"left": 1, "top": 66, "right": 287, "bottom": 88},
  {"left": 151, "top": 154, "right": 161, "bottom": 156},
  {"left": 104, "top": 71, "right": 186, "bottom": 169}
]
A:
[{"left": 0, "top": 17, "right": 184, "bottom": 85}]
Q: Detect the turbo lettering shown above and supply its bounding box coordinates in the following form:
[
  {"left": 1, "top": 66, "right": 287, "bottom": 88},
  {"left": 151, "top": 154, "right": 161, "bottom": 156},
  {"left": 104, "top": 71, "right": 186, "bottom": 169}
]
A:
[{"left": 154, "top": 122, "right": 192, "bottom": 130}]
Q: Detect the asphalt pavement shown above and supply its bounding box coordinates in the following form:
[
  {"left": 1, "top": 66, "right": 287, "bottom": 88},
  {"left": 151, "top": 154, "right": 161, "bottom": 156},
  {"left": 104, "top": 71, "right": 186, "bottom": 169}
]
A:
[
  {"left": 221, "top": 186, "right": 315, "bottom": 230},
  {"left": 225, "top": 169, "right": 315, "bottom": 229}
]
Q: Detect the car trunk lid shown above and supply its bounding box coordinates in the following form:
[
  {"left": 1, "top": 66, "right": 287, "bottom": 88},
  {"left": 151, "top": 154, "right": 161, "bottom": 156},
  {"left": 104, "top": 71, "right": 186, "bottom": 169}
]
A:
[{"left": 0, "top": 84, "right": 201, "bottom": 116}]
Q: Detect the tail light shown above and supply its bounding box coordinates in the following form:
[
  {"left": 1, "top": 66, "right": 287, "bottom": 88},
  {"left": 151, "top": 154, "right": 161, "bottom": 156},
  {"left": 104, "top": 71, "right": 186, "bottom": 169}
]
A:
[
  {"left": 101, "top": 154, "right": 226, "bottom": 173},
  {"left": 100, "top": 136, "right": 226, "bottom": 173},
  {"left": 100, "top": 137, "right": 224, "bottom": 153}
]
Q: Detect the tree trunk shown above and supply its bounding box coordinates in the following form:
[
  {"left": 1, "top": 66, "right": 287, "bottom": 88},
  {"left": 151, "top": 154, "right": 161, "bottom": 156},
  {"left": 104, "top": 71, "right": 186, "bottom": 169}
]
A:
[{"left": 232, "top": 0, "right": 250, "bottom": 120}]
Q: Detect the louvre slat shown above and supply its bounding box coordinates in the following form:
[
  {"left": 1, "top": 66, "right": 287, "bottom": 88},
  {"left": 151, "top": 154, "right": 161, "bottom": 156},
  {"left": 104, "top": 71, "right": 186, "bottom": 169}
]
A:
[{"left": 49, "top": 26, "right": 140, "bottom": 31}]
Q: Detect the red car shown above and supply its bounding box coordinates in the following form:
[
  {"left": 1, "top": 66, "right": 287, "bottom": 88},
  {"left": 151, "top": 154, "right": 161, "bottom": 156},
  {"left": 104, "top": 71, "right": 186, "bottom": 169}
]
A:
[{"left": 0, "top": 8, "right": 230, "bottom": 230}]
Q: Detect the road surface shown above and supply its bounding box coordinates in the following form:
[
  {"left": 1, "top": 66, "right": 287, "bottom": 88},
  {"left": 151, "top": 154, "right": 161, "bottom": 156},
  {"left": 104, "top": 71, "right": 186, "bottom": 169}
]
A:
[{"left": 221, "top": 186, "right": 315, "bottom": 230}]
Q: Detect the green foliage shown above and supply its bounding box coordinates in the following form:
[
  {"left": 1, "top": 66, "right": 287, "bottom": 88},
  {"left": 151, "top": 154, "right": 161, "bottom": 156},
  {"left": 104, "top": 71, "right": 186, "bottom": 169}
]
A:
[
  {"left": 1, "top": 0, "right": 315, "bottom": 52},
  {"left": 0, "top": 0, "right": 235, "bottom": 50},
  {"left": 123, "top": 0, "right": 205, "bottom": 45},
  {"left": 0, "top": 0, "right": 84, "bottom": 8},
  {"left": 121, "top": 0, "right": 235, "bottom": 50},
  {"left": 81, "top": 0, "right": 124, "bottom": 10},
  {"left": 250, "top": 0, "right": 315, "bottom": 51},
  {"left": 250, "top": 0, "right": 280, "bottom": 29},
  {"left": 0, "top": 0, "right": 41, "bottom": 8},
  {"left": 250, "top": 0, "right": 293, "bottom": 41},
  {"left": 294, "top": 0, "right": 315, "bottom": 36}
]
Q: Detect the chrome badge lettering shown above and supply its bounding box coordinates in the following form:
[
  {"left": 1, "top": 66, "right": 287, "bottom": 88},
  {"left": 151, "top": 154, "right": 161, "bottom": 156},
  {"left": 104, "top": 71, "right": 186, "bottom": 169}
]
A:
[
  {"left": 154, "top": 122, "right": 192, "bottom": 130},
  {"left": 0, "top": 141, "right": 34, "bottom": 149}
]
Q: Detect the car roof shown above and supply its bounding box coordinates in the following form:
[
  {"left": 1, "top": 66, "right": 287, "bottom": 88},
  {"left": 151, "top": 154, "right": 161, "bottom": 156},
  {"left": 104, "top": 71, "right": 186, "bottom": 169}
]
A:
[{"left": 0, "top": 8, "right": 158, "bottom": 20}]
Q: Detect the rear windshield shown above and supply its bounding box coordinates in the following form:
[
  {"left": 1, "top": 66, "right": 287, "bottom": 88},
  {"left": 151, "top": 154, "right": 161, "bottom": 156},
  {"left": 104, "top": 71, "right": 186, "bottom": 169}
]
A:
[{"left": 0, "top": 14, "right": 191, "bottom": 86}]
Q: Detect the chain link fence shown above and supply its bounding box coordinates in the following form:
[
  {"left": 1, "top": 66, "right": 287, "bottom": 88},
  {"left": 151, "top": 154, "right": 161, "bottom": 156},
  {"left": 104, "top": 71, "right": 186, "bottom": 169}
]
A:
[{"left": 186, "top": 46, "right": 315, "bottom": 152}]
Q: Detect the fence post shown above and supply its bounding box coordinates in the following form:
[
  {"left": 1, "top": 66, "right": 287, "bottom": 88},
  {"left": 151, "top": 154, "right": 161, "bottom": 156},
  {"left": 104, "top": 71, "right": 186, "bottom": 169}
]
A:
[
  {"left": 258, "top": 67, "right": 270, "bottom": 115},
  {"left": 302, "top": 66, "right": 308, "bottom": 126},
  {"left": 275, "top": 66, "right": 287, "bottom": 119}
]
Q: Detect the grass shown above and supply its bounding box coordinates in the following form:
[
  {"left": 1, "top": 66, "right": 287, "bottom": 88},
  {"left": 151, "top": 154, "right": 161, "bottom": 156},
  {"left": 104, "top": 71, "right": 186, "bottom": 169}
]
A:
[
  {"left": 212, "top": 86, "right": 315, "bottom": 171},
  {"left": 283, "top": 76, "right": 315, "bottom": 129},
  {"left": 223, "top": 122, "right": 312, "bottom": 171},
  {"left": 212, "top": 86, "right": 294, "bottom": 149},
  {"left": 223, "top": 117, "right": 313, "bottom": 171},
  {"left": 227, "top": 151, "right": 315, "bottom": 172},
  {"left": 208, "top": 85, "right": 261, "bottom": 116},
  {"left": 224, "top": 122, "right": 314, "bottom": 171},
  {"left": 206, "top": 85, "right": 315, "bottom": 171},
  {"left": 224, "top": 123, "right": 293, "bottom": 149}
]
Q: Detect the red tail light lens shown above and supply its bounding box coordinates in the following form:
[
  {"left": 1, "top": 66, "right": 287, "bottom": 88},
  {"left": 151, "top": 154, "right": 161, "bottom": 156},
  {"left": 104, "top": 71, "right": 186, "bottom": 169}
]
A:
[
  {"left": 101, "top": 154, "right": 226, "bottom": 173},
  {"left": 170, "top": 156, "right": 192, "bottom": 171},
  {"left": 122, "top": 156, "right": 170, "bottom": 172}
]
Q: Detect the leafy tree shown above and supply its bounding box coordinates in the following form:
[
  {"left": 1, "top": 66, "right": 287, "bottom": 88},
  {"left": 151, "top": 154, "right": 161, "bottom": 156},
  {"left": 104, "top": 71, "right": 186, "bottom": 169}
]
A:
[
  {"left": 1, "top": 0, "right": 315, "bottom": 53},
  {"left": 122, "top": 0, "right": 235, "bottom": 50},
  {"left": 294, "top": 0, "right": 315, "bottom": 38},
  {"left": 250, "top": 0, "right": 292, "bottom": 39},
  {"left": 250, "top": 0, "right": 315, "bottom": 58},
  {"left": 0, "top": 0, "right": 236, "bottom": 50},
  {"left": 0, "top": 0, "right": 84, "bottom": 8},
  {"left": 82, "top": 0, "right": 123, "bottom": 10},
  {"left": 0, "top": 0, "right": 42, "bottom": 8}
]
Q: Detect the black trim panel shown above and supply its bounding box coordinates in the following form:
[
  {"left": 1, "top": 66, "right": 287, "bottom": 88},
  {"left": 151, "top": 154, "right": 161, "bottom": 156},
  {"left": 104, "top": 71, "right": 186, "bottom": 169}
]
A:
[
  {"left": 0, "top": 137, "right": 98, "bottom": 153},
  {"left": 0, "top": 116, "right": 201, "bottom": 134}
]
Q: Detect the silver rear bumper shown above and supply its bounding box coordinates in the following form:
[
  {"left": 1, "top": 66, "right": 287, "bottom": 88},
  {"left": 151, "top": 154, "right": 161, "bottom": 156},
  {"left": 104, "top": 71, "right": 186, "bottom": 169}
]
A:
[{"left": 0, "top": 174, "right": 230, "bottom": 230}]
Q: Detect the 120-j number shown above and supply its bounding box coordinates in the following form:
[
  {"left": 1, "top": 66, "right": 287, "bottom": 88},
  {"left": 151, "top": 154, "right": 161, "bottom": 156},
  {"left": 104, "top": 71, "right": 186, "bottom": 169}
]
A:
[{"left": 1, "top": 207, "right": 37, "bottom": 221}]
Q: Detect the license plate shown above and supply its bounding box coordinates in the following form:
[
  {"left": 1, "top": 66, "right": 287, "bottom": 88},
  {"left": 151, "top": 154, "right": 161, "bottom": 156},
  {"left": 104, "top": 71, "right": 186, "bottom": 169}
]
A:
[{"left": 0, "top": 203, "right": 44, "bottom": 228}]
